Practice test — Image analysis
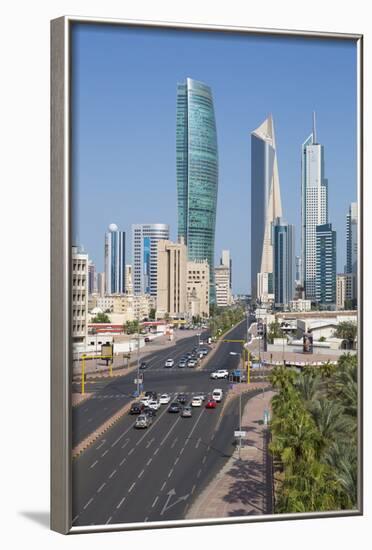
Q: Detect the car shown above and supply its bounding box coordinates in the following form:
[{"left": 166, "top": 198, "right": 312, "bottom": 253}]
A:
[
  {"left": 139, "top": 361, "right": 148, "bottom": 370},
  {"left": 134, "top": 414, "right": 152, "bottom": 428},
  {"left": 181, "top": 406, "right": 192, "bottom": 418},
  {"left": 191, "top": 396, "right": 202, "bottom": 407},
  {"left": 159, "top": 393, "right": 171, "bottom": 404},
  {"left": 148, "top": 399, "right": 160, "bottom": 410},
  {"left": 144, "top": 390, "right": 157, "bottom": 399},
  {"left": 140, "top": 396, "right": 152, "bottom": 406},
  {"left": 187, "top": 359, "right": 197, "bottom": 368},
  {"left": 200, "top": 348, "right": 209, "bottom": 356},
  {"left": 168, "top": 402, "right": 181, "bottom": 413},
  {"left": 186, "top": 352, "right": 192, "bottom": 359},
  {"left": 205, "top": 399, "right": 217, "bottom": 409},
  {"left": 178, "top": 360, "right": 187, "bottom": 368},
  {"left": 212, "top": 389, "right": 223, "bottom": 402},
  {"left": 142, "top": 406, "right": 156, "bottom": 417},
  {"left": 164, "top": 359, "right": 174, "bottom": 368},
  {"left": 177, "top": 393, "right": 187, "bottom": 404},
  {"left": 210, "top": 369, "right": 229, "bottom": 379},
  {"left": 144, "top": 337, "right": 151, "bottom": 343},
  {"left": 129, "top": 402, "right": 144, "bottom": 415},
  {"left": 194, "top": 393, "right": 206, "bottom": 402},
  {"left": 197, "top": 351, "right": 204, "bottom": 359}
]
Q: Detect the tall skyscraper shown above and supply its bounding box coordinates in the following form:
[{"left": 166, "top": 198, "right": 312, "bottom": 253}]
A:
[
  {"left": 251, "top": 115, "right": 283, "bottom": 302},
  {"left": 104, "top": 224, "right": 125, "bottom": 295},
  {"left": 316, "top": 223, "right": 336, "bottom": 305},
  {"left": 301, "top": 113, "right": 328, "bottom": 301},
  {"left": 132, "top": 224, "right": 170, "bottom": 297},
  {"left": 272, "top": 218, "right": 295, "bottom": 308},
  {"left": 346, "top": 202, "right": 358, "bottom": 275},
  {"left": 295, "top": 256, "right": 302, "bottom": 286},
  {"left": 176, "top": 77, "right": 218, "bottom": 304}
]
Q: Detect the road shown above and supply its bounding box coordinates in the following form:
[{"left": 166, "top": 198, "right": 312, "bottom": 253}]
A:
[{"left": 72, "top": 321, "right": 260, "bottom": 526}]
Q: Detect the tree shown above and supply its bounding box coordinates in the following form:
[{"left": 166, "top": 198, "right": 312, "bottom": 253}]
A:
[
  {"left": 149, "top": 308, "right": 156, "bottom": 320},
  {"left": 91, "top": 312, "right": 111, "bottom": 323},
  {"left": 267, "top": 321, "right": 283, "bottom": 344},
  {"left": 334, "top": 321, "right": 357, "bottom": 349}
]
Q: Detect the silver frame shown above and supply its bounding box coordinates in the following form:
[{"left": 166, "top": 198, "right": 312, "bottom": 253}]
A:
[{"left": 51, "top": 15, "right": 363, "bottom": 534}]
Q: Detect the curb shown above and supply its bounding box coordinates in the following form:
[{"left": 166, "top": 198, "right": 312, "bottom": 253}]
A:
[{"left": 72, "top": 399, "right": 136, "bottom": 459}]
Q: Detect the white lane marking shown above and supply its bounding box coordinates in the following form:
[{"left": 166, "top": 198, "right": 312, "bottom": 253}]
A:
[
  {"left": 135, "top": 403, "right": 170, "bottom": 446},
  {"left": 191, "top": 484, "right": 196, "bottom": 494},
  {"left": 97, "top": 483, "right": 106, "bottom": 493},
  {"left": 96, "top": 440, "right": 105, "bottom": 450},
  {"left": 152, "top": 496, "right": 159, "bottom": 508},
  {"left": 128, "top": 482, "right": 136, "bottom": 493},
  {"left": 179, "top": 447, "right": 185, "bottom": 455},
  {"left": 101, "top": 449, "right": 109, "bottom": 457},
  {"left": 195, "top": 437, "right": 201, "bottom": 449},
  {"left": 128, "top": 448, "right": 135, "bottom": 456},
  {"left": 144, "top": 516, "right": 149, "bottom": 522},
  {"left": 174, "top": 457, "right": 179, "bottom": 465},
  {"left": 146, "top": 458, "right": 153, "bottom": 466},
  {"left": 120, "top": 457, "right": 126, "bottom": 466},
  {"left": 109, "top": 469, "right": 117, "bottom": 479},
  {"left": 160, "top": 481, "right": 167, "bottom": 491},
  {"left": 83, "top": 497, "right": 93, "bottom": 510},
  {"left": 170, "top": 437, "right": 178, "bottom": 449},
  {"left": 202, "top": 455, "right": 207, "bottom": 464},
  {"left": 106, "top": 516, "right": 112, "bottom": 524},
  {"left": 185, "top": 408, "right": 206, "bottom": 446},
  {"left": 168, "top": 468, "right": 174, "bottom": 478},
  {"left": 72, "top": 515, "right": 79, "bottom": 524},
  {"left": 116, "top": 496, "right": 126, "bottom": 509},
  {"left": 154, "top": 447, "right": 160, "bottom": 455},
  {"left": 112, "top": 432, "right": 128, "bottom": 448},
  {"left": 197, "top": 469, "right": 202, "bottom": 478},
  {"left": 145, "top": 437, "right": 155, "bottom": 449},
  {"left": 160, "top": 417, "right": 181, "bottom": 446},
  {"left": 121, "top": 439, "right": 130, "bottom": 449},
  {"left": 138, "top": 469, "right": 145, "bottom": 479},
  {"left": 90, "top": 460, "right": 98, "bottom": 469}
]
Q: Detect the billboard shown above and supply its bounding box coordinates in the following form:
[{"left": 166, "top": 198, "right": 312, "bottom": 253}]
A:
[{"left": 303, "top": 332, "right": 313, "bottom": 353}]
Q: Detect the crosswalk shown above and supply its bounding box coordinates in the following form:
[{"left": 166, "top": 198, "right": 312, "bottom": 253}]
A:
[{"left": 87, "top": 391, "right": 212, "bottom": 401}]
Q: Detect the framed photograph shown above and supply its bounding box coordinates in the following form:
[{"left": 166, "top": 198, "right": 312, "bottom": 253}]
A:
[{"left": 51, "top": 16, "right": 363, "bottom": 534}]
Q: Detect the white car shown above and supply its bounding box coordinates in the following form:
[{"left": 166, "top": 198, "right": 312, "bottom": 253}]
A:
[
  {"left": 191, "top": 396, "right": 202, "bottom": 407},
  {"left": 140, "top": 396, "right": 151, "bottom": 406},
  {"left": 212, "top": 389, "right": 223, "bottom": 402},
  {"left": 148, "top": 399, "right": 160, "bottom": 410},
  {"left": 210, "top": 369, "right": 229, "bottom": 379},
  {"left": 187, "top": 359, "right": 197, "bottom": 368},
  {"left": 164, "top": 359, "right": 174, "bottom": 368},
  {"left": 159, "top": 393, "right": 171, "bottom": 404},
  {"left": 194, "top": 393, "right": 206, "bottom": 402}
]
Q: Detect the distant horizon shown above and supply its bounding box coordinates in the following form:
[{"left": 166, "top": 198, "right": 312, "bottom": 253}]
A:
[{"left": 72, "top": 24, "right": 357, "bottom": 294}]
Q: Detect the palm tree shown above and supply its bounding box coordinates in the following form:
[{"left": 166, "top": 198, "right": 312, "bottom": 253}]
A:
[
  {"left": 269, "top": 365, "right": 297, "bottom": 391},
  {"left": 295, "top": 371, "right": 321, "bottom": 404}
]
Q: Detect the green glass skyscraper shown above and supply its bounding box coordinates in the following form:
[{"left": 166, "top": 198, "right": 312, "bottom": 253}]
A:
[{"left": 176, "top": 78, "right": 219, "bottom": 304}]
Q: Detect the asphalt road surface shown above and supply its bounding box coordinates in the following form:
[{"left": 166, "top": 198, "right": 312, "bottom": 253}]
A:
[{"left": 72, "top": 321, "right": 259, "bottom": 527}]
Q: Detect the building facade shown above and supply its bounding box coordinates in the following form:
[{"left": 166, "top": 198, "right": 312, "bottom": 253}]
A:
[
  {"left": 88, "top": 260, "right": 97, "bottom": 295},
  {"left": 346, "top": 202, "right": 358, "bottom": 302},
  {"left": 316, "top": 223, "right": 336, "bottom": 305},
  {"left": 104, "top": 223, "right": 125, "bottom": 295},
  {"left": 156, "top": 239, "right": 187, "bottom": 318},
  {"left": 301, "top": 114, "right": 328, "bottom": 301},
  {"left": 221, "top": 249, "right": 232, "bottom": 290},
  {"left": 272, "top": 218, "right": 295, "bottom": 308},
  {"left": 336, "top": 273, "right": 355, "bottom": 310},
  {"left": 288, "top": 299, "right": 312, "bottom": 312},
  {"left": 214, "top": 265, "right": 232, "bottom": 307},
  {"left": 186, "top": 260, "right": 210, "bottom": 318},
  {"left": 72, "top": 246, "right": 89, "bottom": 347},
  {"left": 96, "top": 293, "right": 154, "bottom": 322},
  {"left": 251, "top": 115, "right": 283, "bottom": 302},
  {"left": 97, "top": 272, "right": 105, "bottom": 297},
  {"left": 176, "top": 77, "right": 218, "bottom": 303},
  {"left": 132, "top": 223, "right": 170, "bottom": 297},
  {"left": 125, "top": 264, "right": 133, "bottom": 295}
]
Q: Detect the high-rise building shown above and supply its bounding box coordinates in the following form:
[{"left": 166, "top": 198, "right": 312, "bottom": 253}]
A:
[
  {"left": 97, "top": 272, "right": 105, "bottom": 297},
  {"left": 125, "top": 264, "right": 133, "bottom": 295},
  {"left": 316, "top": 223, "right": 336, "bottom": 305},
  {"left": 295, "top": 256, "right": 302, "bottom": 286},
  {"left": 186, "top": 260, "right": 210, "bottom": 318},
  {"left": 176, "top": 77, "right": 218, "bottom": 303},
  {"left": 88, "top": 260, "right": 97, "bottom": 295},
  {"left": 251, "top": 115, "right": 283, "bottom": 302},
  {"left": 132, "top": 224, "right": 170, "bottom": 297},
  {"left": 104, "top": 224, "right": 125, "bottom": 295},
  {"left": 346, "top": 202, "right": 358, "bottom": 299},
  {"left": 72, "top": 246, "right": 88, "bottom": 347},
  {"left": 272, "top": 218, "right": 295, "bottom": 308},
  {"left": 214, "top": 265, "right": 232, "bottom": 307},
  {"left": 221, "top": 249, "right": 232, "bottom": 290},
  {"left": 301, "top": 113, "right": 328, "bottom": 301},
  {"left": 336, "top": 273, "right": 355, "bottom": 310},
  {"left": 156, "top": 239, "right": 187, "bottom": 318}
]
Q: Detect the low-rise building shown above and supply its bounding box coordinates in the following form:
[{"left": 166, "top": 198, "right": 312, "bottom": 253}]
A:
[
  {"left": 336, "top": 273, "right": 356, "bottom": 310},
  {"left": 96, "top": 293, "right": 153, "bottom": 321},
  {"left": 288, "top": 299, "right": 312, "bottom": 312},
  {"left": 186, "top": 260, "right": 209, "bottom": 318}
]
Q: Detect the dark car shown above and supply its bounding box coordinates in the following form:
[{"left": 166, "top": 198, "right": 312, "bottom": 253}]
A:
[
  {"left": 142, "top": 406, "right": 156, "bottom": 417},
  {"left": 130, "top": 402, "right": 144, "bottom": 415},
  {"left": 139, "top": 362, "right": 148, "bottom": 370},
  {"left": 177, "top": 393, "right": 187, "bottom": 404},
  {"left": 144, "top": 391, "right": 157, "bottom": 400},
  {"left": 144, "top": 337, "right": 151, "bottom": 343},
  {"left": 168, "top": 402, "right": 181, "bottom": 413}
]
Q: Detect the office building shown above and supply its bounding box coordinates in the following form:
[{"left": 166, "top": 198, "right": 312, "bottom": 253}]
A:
[
  {"left": 186, "top": 260, "right": 210, "bottom": 318},
  {"left": 316, "top": 223, "right": 336, "bottom": 305},
  {"left": 88, "top": 260, "right": 97, "bottom": 295},
  {"left": 97, "top": 272, "right": 105, "bottom": 297},
  {"left": 132, "top": 223, "right": 170, "bottom": 297},
  {"left": 295, "top": 256, "right": 302, "bottom": 286},
  {"left": 346, "top": 202, "right": 358, "bottom": 302},
  {"left": 336, "top": 273, "right": 356, "bottom": 310},
  {"left": 214, "top": 265, "right": 232, "bottom": 307},
  {"left": 301, "top": 113, "right": 328, "bottom": 300},
  {"left": 125, "top": 264, "right": 133, "bottom": 295},
  {"left": 104, "top": 224, "right": 125, "bottom": 295},
  {"left": 176, "top": 77, "right": 218, "bottom": 303},
  {"left": 156, "top": 239, "right": 187, "bottom": 318},
  {"left": 251, "top": 115, "right": 283, "bottom": 302},
  {"left": 221, "top": 249, "right": 232, "bottom": 290},
  {"left": 272, "top": 218, "right": 295, "bottom": 308},
  {"left": 72, "top": 246, "right": 88, "bottom": 347}
]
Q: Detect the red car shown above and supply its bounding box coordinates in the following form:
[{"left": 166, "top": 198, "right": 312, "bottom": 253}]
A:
[{"left": 205, "top": 399, "right": 217, "bottom": 409}]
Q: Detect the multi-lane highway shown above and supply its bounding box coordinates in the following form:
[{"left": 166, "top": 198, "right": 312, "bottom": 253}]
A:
[{"left": 72, "top": 321, "right": 257, "bottom": 526}]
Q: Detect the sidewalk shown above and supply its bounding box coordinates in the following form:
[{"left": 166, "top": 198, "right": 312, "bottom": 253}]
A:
[{"left": 187, "top": 389, "right": 275, "bottom": 520}]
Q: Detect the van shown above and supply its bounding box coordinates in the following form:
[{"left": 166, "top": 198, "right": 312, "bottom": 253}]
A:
[{"left": 212, "top": 389, "right": 223, "bottom": 402}]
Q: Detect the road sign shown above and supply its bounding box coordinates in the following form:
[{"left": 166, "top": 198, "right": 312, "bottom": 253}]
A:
[{"left": 234, "top": 430, "right": 246, "bottom": 437}]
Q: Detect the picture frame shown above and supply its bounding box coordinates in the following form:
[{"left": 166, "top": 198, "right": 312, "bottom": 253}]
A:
[{"left": 51, "top": 15, "right": 363, "bottom": 534}]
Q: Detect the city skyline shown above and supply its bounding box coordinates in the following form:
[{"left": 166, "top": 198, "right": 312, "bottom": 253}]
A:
[{"left": 72, "top": 24, "right": 357, "bottom": 294}]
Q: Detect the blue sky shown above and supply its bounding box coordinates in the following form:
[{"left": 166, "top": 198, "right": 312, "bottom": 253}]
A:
[{"left": 72, "top": 24, "right": 357, "bottom": 294}]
